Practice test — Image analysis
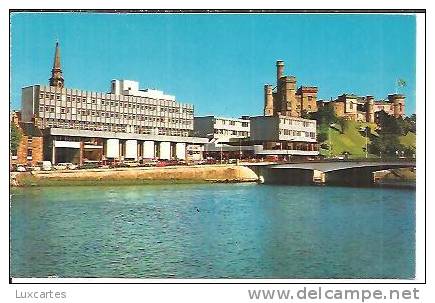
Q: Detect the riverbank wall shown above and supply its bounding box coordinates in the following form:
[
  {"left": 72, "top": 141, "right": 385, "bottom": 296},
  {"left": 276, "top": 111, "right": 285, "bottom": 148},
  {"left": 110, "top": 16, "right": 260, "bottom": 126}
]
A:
[{"left": 10, "top": 165, "right": 259, "bottom": 187}]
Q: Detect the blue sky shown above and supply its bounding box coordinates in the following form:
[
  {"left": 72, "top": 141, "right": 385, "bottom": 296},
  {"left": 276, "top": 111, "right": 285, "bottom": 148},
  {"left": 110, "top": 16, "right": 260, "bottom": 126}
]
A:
[{"left": 10, "top": 13, "right": 416, "bottom": 116}]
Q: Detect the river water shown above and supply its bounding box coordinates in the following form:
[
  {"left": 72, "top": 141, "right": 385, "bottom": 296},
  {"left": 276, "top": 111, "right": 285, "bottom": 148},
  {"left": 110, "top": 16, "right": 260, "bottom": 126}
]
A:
[{"left": 10, "top": 183, "right": 415, "bottom": 279}]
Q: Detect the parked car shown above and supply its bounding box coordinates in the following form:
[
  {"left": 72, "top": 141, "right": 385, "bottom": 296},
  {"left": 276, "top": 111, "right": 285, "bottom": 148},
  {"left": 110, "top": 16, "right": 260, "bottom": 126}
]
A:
[
  {"left": 204, "top": 158, "right": 217, "bottom": 165},
  {"left": 65, "top": 163, "right": 77, "bottom": 169},
  {"left": 189, "top": 159, "right": 206, "bottom": 165},
  {"left": 332, "top": 156, "right": 345, "bottom": 160},
  {"left": 175, "top": 159, "right": 188, "bottom": 166},
  {"left": 141, "top": 159, "right": 159, "bottom": 167},
  {"left": 54, "top": 163, "right": 77, "bottom": 170},
  {"left": 53, "top": 164, "right": 67, "bottom": 170},
  {"left": 109, "top": 162, "right": 128, "bottom": 168},
  {"left": 156, "top": 160, "right": 168, "bottom": 167},
  {"left": 80, "top": 162, "right": 100, "bottom": 169},
  {"left": 265, "top": 155, "right": 279, "bottom": 162},
  {"left": 37, "top": 161, "right": 52, "bottom": 171},
  {"left": 28, "top": 166, "right": 41, "bottom": 171},
  {"left": 16, "top": 165, "right": 26, "bottom": 172},
  {"left": 123, "top": 161, "right": 139, "bottom": 167}
]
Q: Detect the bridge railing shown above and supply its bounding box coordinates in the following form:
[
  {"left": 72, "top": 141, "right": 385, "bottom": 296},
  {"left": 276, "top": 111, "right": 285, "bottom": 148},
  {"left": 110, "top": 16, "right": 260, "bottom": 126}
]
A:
[{"left": 245, "top": 157, "right": 416, "bottom": 166}]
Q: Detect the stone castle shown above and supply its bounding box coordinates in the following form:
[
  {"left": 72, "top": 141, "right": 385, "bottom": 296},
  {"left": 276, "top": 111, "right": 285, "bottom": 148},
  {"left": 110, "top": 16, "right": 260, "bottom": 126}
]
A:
[
  {"left": 264, "top": 60, "right": 406, "bottom": 123},
  {"left": 264, "top": 60, "right": 318, "bottom": 118}
]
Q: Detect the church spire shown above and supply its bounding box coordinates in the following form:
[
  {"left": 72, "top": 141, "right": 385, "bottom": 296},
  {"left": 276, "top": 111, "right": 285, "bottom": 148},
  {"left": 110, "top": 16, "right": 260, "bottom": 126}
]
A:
[{"left": 49, "top": 41, "right": 64, "bottom": 88}]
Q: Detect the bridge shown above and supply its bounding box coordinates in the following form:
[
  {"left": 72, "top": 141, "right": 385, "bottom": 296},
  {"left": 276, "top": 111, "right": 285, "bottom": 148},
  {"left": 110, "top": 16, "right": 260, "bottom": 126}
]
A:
[{"left": 245, "top": 160, "right": 416, "bottom": 186}]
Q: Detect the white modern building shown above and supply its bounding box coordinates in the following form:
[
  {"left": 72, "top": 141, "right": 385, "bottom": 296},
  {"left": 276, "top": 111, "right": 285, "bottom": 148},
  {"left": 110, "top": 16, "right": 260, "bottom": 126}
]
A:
[
  {"left": 249, "top": 115, "right": 319, "bottom": 156},
  {"left": 194, "top": 116, "right": 250, "bottom": 143},
  {"left": 20, "top": 42, "right": 207, "bottom": 164},
  {"left": 22, "top": 79, "right": 194, "bottom": 137},
  {"left": 195, "top": 114, "right": 319, "bottom": 159}
]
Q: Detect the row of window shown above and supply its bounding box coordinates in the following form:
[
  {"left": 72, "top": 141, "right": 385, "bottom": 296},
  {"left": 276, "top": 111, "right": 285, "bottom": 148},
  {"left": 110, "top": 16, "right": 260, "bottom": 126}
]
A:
[
  {"left": 42, "top": 120, "right": 191, "bottom": 137},
  {"left": 39, "top": 93, "right": 194, "bottom": 113},
  {"left": 39, "top": 107, "right": 192, "bottom": 125},
  {"left": 40, "top": 100, "right": 194, "bottom": 114},
  {"left": 279, "top": 119, "right": 314, "bottom": 128},
  {"left": 280, "top": 129, "right": 316, "bottom": 138},
  {"left": 214, "top": 129, "right": 249, "bottom": 137},
  {"left": 216, "top": 119, "right": 249, "bottom": 127}
]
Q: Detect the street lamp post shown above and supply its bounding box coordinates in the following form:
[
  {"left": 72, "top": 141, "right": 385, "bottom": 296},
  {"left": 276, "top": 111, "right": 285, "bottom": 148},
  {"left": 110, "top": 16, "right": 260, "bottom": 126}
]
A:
[
  {"left": 328, "top": 124, "right": 332, "bottom": 158},
  {"left": 239, "top": 137, "right": 242, "bottom": 160},
  {"left": 365, "top": 127, "right": 368, "bottom": 159}
]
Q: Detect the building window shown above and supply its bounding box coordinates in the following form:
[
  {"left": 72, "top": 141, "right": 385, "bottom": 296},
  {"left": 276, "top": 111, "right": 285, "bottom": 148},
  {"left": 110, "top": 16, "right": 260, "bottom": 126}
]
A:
[{"left": 27, "top": 149, "right": 32, "bottom": 157}]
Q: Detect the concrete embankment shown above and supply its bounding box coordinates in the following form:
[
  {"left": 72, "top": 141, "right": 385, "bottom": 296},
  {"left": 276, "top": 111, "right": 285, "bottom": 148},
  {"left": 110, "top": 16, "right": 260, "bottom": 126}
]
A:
[
  {"left": 373, "top": 168, "right": 416, "bottom": 188},
  {"left": 11, "top": 165, "right": 259, "bottom": 187}
]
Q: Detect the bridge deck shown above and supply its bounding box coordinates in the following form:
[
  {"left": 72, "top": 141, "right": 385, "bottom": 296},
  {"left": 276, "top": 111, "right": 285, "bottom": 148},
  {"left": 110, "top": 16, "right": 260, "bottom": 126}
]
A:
[{"left": 270, "top": 161, "right": 416, "bottom": 172}]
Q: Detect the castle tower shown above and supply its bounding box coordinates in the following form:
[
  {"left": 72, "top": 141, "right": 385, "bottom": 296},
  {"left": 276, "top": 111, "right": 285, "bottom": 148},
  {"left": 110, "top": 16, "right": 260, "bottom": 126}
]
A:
[
  {"left": 281, "top": 76, "right": 297, "bottom": 117},
  {"left": 388, "top": 94, "right": 405, "bottom": 118},
  {"left": 264, "top": 84, "right": 274, "bottom": 116},
  {"left": 276, "top": 60, "right": 285, "bottom": 84},
  {"left": 49, "top": 41, "right": 64, "bottom": 88},
  {"left": 365, "top": 96, "right": 375, "bottom": 123}
]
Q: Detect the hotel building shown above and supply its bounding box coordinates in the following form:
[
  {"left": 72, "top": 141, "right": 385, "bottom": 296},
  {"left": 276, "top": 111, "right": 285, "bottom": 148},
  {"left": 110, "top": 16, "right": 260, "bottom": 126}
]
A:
[
  {"left": 20, "top": 42, "right": 207, "bottom": 164},
  {"left": 249, "top": 115, "right": 318, "bottom": 157},
  {"left": 193, "top": 114, "right": 318, "bottom": 159},
  {"left": 194, "top": 116, "right": 250, "bottom": 142}
]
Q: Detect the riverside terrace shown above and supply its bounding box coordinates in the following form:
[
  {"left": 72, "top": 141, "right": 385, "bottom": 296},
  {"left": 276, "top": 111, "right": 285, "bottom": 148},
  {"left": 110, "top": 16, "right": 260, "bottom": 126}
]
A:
[{"left": 246, "top": 159, "right": 416, "bottom": 186}]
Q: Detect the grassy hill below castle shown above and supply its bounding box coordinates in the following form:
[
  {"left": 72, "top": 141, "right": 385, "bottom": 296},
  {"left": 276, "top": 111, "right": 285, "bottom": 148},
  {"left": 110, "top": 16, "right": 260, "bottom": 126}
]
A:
[{"left": 319, "top": 120, "right": 416, "bottom": 158}]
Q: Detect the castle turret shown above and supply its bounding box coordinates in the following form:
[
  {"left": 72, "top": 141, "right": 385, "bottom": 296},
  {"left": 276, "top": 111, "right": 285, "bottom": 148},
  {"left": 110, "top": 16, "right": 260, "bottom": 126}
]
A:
[
  {"left": 365, "top": 95, "right": 375, "bottom": 123},
  {"left": 276, "top": 60, "right": 285, "bottom": 84},
  {"left": 49, "top": 41, "right": 64, "bottom": 88},
  {"left": 388, "top": 94, "right": 405, "bottom": 118},
  {"left": 264, "top": 84, "right": 274, "bottom": 116}
]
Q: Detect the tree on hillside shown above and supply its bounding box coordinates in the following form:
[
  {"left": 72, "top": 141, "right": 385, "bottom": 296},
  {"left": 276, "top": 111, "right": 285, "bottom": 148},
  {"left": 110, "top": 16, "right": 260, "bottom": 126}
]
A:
[
  {"left": 403, "top": 114, "right": 416, "bottom": 133},
  {"left": 312, "top": 105, "right": 338, "bottom": 125},
  {"left": 369, "top": 111, "right": 414, "bottom": 157},
  {"left": 10, "top": 123, "right": 21, "bottom": 155},
  {"left": 300, "top": 110, "right": 312, "bottom": 120},
  {"left": 337, "top": 117, "right": 348, "bottom": 134},
  {"left": 368, "top": 134, "right": 403, "bottom": 158},
  {"left": 376, "top": 110, "right": 403, "bottom": 135}
]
